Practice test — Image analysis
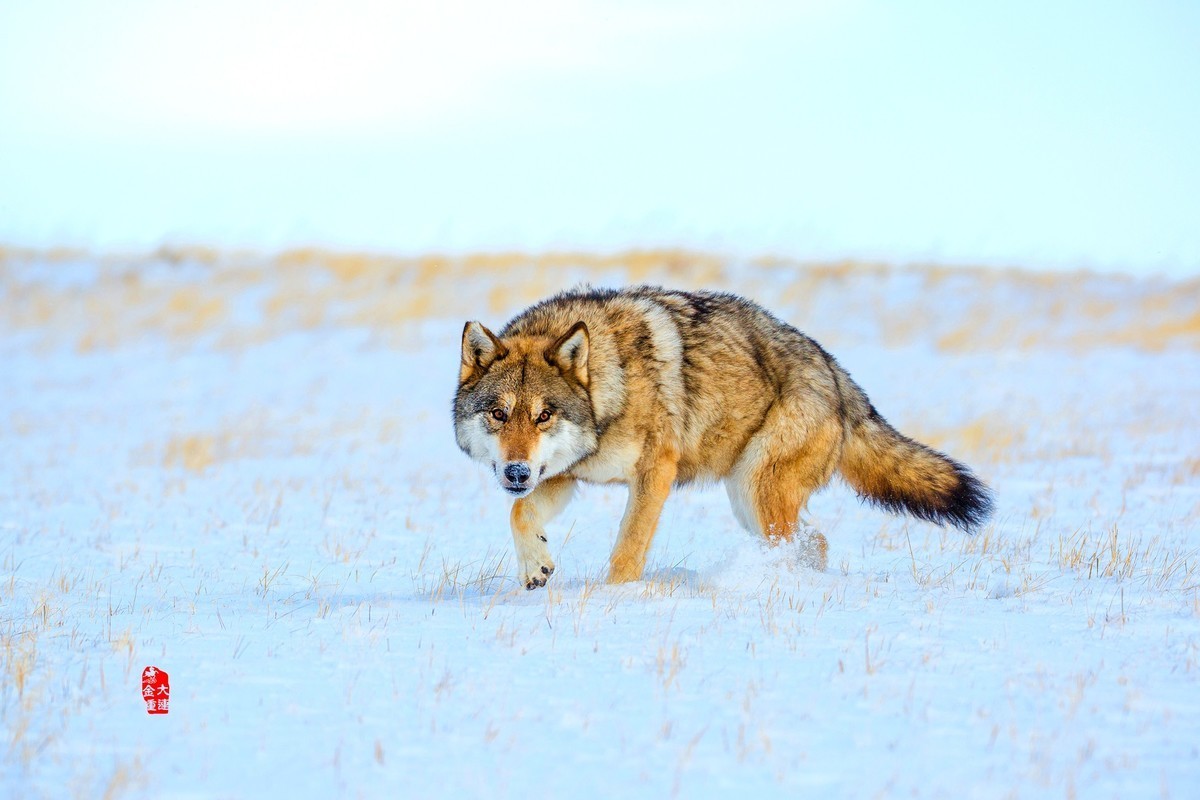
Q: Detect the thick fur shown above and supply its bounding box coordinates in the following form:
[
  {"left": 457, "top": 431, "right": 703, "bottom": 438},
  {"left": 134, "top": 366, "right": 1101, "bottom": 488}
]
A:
[{"left": 453, "top": 286, "right": 994, "bottom": 589}]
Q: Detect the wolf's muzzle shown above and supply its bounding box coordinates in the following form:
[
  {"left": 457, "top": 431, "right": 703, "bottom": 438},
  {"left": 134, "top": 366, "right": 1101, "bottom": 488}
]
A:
[
  {"left": 500, "top": 462, "right": 533, "bottom": 496},
  {"left": 503, "top": 462, "right": 532, "bottom": 485}
]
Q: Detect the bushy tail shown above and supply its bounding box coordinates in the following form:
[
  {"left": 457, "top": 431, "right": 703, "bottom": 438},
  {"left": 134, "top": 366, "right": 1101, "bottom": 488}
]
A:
[{"left": 839, "top": 410, "right": 993, "bottom": 532}]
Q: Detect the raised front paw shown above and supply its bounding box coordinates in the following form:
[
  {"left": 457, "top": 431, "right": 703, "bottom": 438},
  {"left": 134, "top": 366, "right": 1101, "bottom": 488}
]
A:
[
  {"left": 523, "top": 561, "right": 554, "bottom": 592},
  {"left": 516, "top": 556, "right": 552, "bottom": 594},
  {"left": 514, "top": 531, "right": 555, "bottom": 590},
  {"left": 513, "top": 534, "right": 554, "bottom": 592}
]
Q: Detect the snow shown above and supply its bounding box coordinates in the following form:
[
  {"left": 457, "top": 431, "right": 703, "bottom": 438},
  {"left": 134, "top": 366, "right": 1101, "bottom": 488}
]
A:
[{"left": 2, "top": 253, "right": 1198, "bottom": 798}]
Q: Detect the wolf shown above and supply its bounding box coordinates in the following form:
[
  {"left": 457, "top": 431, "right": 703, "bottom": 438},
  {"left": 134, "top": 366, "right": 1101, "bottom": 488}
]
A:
[{"left": 454, "top": 286, "right": 993, "bottom": 590}]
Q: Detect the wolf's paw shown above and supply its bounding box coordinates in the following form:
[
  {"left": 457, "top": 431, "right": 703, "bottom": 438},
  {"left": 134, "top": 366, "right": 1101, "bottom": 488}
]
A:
[
  {"left": 606, "top": 554, "right": 645, "bottom": 584},
  {"left": 791, "top": 526, "right": 828, "bottom": 571},
  {"left": 521, "top": 560, "right": 555, "bottom": 590},
  {"left": 516, "top": 537, "right": 555, "bottom": 590}
]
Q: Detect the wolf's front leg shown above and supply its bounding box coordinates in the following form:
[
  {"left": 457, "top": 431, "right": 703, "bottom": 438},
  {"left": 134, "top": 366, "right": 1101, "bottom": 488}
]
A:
[
  {"left": 510, "top": 476, "right": 576, "bottom": 590},
  {"left": 608, "top": 449, "right": 678, "bottom": 583}
]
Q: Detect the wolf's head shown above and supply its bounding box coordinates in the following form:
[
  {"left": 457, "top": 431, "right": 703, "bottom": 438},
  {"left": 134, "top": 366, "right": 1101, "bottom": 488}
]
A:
[{"left": 453, "top": 320, "right": 598, "bottom": 498}]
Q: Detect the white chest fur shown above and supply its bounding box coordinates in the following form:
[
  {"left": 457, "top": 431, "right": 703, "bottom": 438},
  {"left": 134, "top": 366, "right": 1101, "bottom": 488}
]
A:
[{"left": 569, "top": 438, "right": 642, "bottom": 484}]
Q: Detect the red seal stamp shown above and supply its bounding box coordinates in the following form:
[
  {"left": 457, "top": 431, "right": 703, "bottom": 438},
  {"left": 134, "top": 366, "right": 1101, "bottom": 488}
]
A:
[{"left": 141, "top": 666, "right": 169, "bottom": 714}]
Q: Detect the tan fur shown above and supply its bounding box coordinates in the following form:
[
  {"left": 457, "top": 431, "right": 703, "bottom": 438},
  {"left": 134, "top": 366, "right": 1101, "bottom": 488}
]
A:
[
  {"left": 510, "top": 476, "right": 575, "bottom": 589},
  {"left": 608, "top": 446, "right": 679, "bottom": 582},
  {"left": 839, "top": 415, "right": 964, "bottom": 521},
  {"left": 453, "top": 287, "right": 993, "bottom": 589}
]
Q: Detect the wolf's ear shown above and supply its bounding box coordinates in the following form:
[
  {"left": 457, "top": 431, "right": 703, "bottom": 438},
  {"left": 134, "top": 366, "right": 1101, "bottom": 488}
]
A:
[
  {"left": 460, "top": 321, "right": 508, "bottom": 383},
  {"left": 545, "top": 321, "right": 589, "bottom": 388}
]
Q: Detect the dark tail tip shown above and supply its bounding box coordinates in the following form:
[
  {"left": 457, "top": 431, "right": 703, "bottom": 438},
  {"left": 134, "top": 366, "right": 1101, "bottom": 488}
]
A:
[
  {"left": 937, "top": 463, "right": 995, "bottom": 533},
  {"left": 857, "top": 453, "right": 995, "bottom": 533}
]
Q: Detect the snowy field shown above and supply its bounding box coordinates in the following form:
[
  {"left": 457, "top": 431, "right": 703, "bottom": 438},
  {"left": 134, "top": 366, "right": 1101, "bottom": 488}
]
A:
[{"left": 2, "top": 249, "right": 1199, "bottom": 798}]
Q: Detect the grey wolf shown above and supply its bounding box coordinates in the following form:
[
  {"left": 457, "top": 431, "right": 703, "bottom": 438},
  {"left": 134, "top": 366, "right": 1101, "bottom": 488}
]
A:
[{"left": 453, "top": 286, "right": 993, "bottom": 589}]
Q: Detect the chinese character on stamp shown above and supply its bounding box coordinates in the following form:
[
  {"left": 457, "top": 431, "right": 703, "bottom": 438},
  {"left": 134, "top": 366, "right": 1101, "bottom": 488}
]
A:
[{"left": 141, "top": 666, "right": 169, "bottom": 715}]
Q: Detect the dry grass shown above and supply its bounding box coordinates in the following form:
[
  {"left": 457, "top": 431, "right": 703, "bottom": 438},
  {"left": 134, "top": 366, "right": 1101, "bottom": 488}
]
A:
[
  {"left": 1053, "top": 526, "right": 1199, "bottom": 589},
  {"left": 3, "top": 242, "right": 1196, "bottom": 797},
  {"left": 923, "top": 416, "right": 1028, "bottom": 465},
  {"left": 3, "top": 245, "right": 1197, "bottom": 353}
]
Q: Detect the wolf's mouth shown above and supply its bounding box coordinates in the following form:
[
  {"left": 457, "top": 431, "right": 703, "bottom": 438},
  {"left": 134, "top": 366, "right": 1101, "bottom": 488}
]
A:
[{"left": 503, "top": 485, "right": 532, "bottom": 498}]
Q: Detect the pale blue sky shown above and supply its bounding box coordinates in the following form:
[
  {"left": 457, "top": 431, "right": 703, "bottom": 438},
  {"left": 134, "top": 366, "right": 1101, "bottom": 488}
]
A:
[{"left": 1, "top": 1, "right": 1197, "bottom": 274}]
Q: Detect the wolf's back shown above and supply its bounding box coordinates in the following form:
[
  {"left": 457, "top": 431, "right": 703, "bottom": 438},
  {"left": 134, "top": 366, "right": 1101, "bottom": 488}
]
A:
[{"left": 837, "top": 399, "right": 993, "bottom": 532}]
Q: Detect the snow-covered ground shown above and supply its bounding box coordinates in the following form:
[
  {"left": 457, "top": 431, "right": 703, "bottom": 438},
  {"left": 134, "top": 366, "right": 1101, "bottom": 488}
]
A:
[{"left": 2, "top": 251, "right": 1198, "bottom": 798}]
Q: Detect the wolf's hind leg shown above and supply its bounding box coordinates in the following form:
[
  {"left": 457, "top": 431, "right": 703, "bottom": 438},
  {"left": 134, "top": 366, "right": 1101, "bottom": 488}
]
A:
[
  {"left": 510, "top": 476, "right": 575, "bottom": 590},
  {"left": 728, "top": 409, "right": 842, "bottom": 571}
]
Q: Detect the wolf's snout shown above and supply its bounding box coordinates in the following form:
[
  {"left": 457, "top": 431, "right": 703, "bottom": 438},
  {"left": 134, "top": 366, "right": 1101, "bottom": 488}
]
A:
[{"left": 503, "top": 463, "right": 532, "bottom": 485}]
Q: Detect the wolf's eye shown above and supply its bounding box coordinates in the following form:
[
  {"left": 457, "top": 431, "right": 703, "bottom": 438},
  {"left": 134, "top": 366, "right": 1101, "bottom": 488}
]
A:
[
  {"left": 537, "top": 409, "right": 552, "bottom": 424},
  {"left": 491, "top": 408, "right": 508, "bottom": 423}
]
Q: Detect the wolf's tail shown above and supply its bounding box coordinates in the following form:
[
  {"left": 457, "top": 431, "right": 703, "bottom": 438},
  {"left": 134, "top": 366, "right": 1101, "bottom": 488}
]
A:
[{"left": 837, "top": 405, "right": 994, "bottom": 532}]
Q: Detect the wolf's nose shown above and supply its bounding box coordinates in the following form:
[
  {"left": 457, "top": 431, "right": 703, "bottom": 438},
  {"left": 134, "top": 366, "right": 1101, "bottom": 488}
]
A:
[{"left": 504, "top": 463, "right": 532, "bottom": 485}]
